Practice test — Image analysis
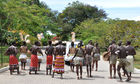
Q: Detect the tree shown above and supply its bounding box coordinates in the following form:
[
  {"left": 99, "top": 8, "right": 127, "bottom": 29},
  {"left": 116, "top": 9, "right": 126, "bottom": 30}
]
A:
[
  {"left": 74, "top": 18, "right": 140, "bottom": 49},
  {"left": 74, "top": 19, "right": 110, "bottom": 48},
  {"left": 58, "top": 1, "right": 107, "bottom": 40},
  {"left": 0, "top": 0, "right": 61, "bottom": 45}
]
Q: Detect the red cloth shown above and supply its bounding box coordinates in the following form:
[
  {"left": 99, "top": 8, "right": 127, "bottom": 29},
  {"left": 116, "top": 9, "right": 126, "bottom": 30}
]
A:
[
  {"left": 46, "top": 55, "right": 53, "bottom": 65},
  {"left": 9, "top": 55, "right": 18, "bottom": 65},
  {"left": 30, "top": 54, "right": 38, "bottom": 68}
]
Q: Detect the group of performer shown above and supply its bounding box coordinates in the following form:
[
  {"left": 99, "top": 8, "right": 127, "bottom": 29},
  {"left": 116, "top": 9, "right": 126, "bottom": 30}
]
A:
[
  {"left": 107, "top": 40, "right": 136, "bottom": 81},
  {"left": 4, "top": 40, "right": 136, "bottom": 81},
  {"left": 4, "top": 40, "right": 66, "bottom": 78}
]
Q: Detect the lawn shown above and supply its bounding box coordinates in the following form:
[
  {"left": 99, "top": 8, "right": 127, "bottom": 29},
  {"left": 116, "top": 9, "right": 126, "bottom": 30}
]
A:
[{"left": 134, "top": 49, "right": 140, "bottom": 69}]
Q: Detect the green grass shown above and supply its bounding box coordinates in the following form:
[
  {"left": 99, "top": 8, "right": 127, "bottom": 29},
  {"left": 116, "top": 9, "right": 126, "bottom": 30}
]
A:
[
  {"left": 134, "top": 49, "right": 140, "bottom": 69},
  {"left": 0, "top": 46, "right": 9, "bottom": 63}
]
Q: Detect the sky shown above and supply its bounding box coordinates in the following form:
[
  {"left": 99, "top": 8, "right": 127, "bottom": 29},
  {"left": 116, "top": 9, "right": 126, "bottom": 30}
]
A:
[{"left": 40, "top": 0, "right": 140, "bottom": 21}]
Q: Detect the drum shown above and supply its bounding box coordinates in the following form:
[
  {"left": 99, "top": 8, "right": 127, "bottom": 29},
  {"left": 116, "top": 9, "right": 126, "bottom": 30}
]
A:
[{"left": 102, "top": 52, "right": 110, "bottom": 61}]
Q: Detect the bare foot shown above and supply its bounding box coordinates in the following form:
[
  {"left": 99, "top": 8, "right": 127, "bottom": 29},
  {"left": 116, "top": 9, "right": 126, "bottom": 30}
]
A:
[
  {"left": 77, "top": 76, "right": 79, "bottom": 80},
  {"left": 119, "top": 79, "right": 123, "bottom": 82},
  {"left": 87, "top": 75, "right": 90, "bottom": 78},
  {"left": 114, "top": 76, "right": 116, "bottom": 79},
  {"left": 109, "top": 77, "right": 112, "bottom": 79},
  {"left": 80, "top": 76, "right": 82, "bottom": 79},
  {"left": 126, "top": 77, "right": 131, "bottom": 82},
  {"left": 90, "top": 75, "right": 93, "bottom": 77}
]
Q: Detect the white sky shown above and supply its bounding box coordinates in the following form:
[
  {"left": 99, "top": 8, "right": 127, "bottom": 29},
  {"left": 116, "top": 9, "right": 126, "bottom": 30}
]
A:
[
  {"left": 40, "top": 0, "right": 140, "bottom": 21},
  {"left": 40, "top": 0, "right": 140, "bottom": 8}
]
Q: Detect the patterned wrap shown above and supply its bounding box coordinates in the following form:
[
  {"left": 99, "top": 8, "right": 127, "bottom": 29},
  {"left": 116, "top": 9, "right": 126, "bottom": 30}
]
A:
[
  {"left": 9, "top": 55, "right": 19, "bottom": 65},
  {"left": 9, "top": 55, "right": 19, "bottom": 70},
  {"left": 30, "top": 54, "right": 38, "bottom": 71},
  {"left": 53, "top": 55, "right": 64, "bottom": 73},
  {"left": 46, "top": 55, "right": 53, "bottom": 67}
]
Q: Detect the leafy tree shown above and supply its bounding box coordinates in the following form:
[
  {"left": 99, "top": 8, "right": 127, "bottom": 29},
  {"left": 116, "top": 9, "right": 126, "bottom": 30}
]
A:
[
  {"left": 74, "top": 19, "right": 110, "bottom": 48},
  {"left": 74, "top": 19, "right": 140, "bottom": 49},
  {"left": 58, "top": 1, "right": 107, "bottom": 40},
  {"left": 0, "top": 0, "right": 61, "bottom": 45}
]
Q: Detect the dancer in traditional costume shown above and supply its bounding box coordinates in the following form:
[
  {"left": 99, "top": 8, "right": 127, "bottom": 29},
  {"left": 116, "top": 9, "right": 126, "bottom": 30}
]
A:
[
  {"left": 72, "top": 43, "right": 85, "bottom": 79},
  {"left": 37, "top": 42, "right": 43, "bottom": 71},
  {"left": 125, "top": 41, "right": 136, "bottom": 77},
  {"left": 85, "top": 40, "right": 93, "bottom": 77},
  {"left": 116, "top": 42, "right": 131, "bottom": 82},
  {"left": 5, "top": 42, "right": 19, "bottom": 75},
  {"left": 108, "top": 40, "right": 117, "bottom": 79},
  {"left": 68, "top": 42, "right": 76, "bottom": 72},
  {"left": 19, "top": 41, "right": 28, "bottom": 70},
  {"left": 52, "top": 41, "right": 66, "bottom": 79},
  {"left": 29, "top": 41, "right": 43, "bottom": 74},
  {"left": 92, "top": 42, "right": 100, "bottom": 71},
  {"left": 45, "top": 41, "right": 54, "bottom": 75}
]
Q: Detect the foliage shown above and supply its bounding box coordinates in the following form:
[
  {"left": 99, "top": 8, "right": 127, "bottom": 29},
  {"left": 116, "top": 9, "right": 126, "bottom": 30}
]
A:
[
  {"left": 58, "top": 1, "right": 107, "bottom": 40},
  {"left": 41, "top": 38, "right": 48, "bottom": 46},
  {"left": 106, "top": 20, "right": 140, "bottom": 47},
  {"left": 74, "top": 19, "right": 109, "bottom": 47},
  {"left": 74, "top": 19, "right": 140, "bottom": 49},
  {"left": 0, "top": 0, "right": 61, "bottom": 45},
  {"left": 28, "top": 35, "right": 38, "bottom": 45}
]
